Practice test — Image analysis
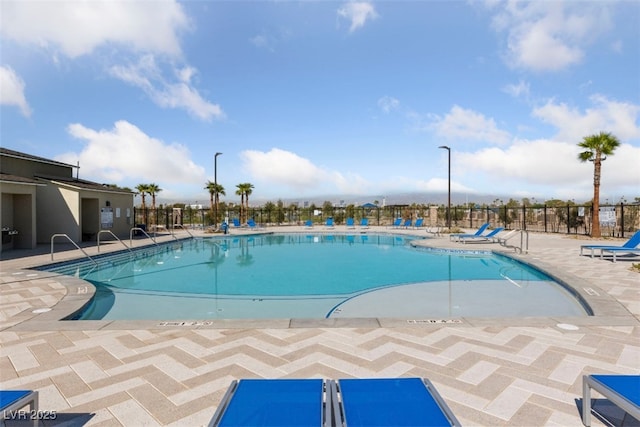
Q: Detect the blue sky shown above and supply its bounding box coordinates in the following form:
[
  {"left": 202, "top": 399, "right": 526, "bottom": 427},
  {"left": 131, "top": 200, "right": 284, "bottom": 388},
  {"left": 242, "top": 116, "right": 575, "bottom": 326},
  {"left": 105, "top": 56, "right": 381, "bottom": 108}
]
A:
[{"left": 1, "top": 0, "right": 639, "bottom": 206}]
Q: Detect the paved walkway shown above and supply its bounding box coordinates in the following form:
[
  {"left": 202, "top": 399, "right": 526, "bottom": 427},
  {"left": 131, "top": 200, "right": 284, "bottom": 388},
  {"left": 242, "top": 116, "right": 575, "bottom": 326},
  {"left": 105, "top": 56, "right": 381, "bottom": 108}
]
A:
[{"left": 1, "top": 227, "right": 638, "bottom": 426}]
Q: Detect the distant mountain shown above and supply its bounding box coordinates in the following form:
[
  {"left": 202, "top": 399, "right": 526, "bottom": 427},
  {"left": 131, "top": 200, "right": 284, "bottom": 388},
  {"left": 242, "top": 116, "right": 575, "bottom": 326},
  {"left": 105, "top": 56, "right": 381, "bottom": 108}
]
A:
[{"left": 248, "top": 192, "right": 518, "bottom": 207}]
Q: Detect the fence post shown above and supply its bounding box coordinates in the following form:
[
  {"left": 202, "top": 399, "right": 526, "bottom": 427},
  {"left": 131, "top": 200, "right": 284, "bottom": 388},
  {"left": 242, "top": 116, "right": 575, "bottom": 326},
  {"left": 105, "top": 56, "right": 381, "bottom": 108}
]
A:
[
  {"left": 544, "top": 205, "right": 548, "bottom": 233},
  {"left": 620, "top": 203, "right": 625, "bottom": 238}
]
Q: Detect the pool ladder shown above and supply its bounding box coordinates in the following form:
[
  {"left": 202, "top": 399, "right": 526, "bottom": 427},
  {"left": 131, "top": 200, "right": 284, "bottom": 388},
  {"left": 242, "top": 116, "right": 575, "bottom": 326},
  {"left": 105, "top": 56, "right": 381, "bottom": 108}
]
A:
[{"left": 50, "top": 234, "right": 97, "bottom": 264}]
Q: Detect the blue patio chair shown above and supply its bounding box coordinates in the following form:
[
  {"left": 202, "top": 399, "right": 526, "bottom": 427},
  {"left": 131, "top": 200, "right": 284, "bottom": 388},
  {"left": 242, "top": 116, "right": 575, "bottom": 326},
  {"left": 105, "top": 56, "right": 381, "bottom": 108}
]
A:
[
  {"left": 304, "top": 219, "right": 314, "bottom": 228},
  {"left": 330, "top": 378, "right": 460, "bottom": 427},
  {"left": 208, "top": 379, "right": 330, "bottom": 427},
  {"left": 388, "top": 218, "right": 402, "bottom": 229},
  {"left": 359, "top": 218, "right": 369, "bottom": 229},
  {"left": 346, "top": 217, "right": 355, "bottom": 229},
  {"left": 582, "top": 374, "right": 640, "bottom": 427},
  {"left": 0, "top": 390, "right": 39, "bottom": 421},
  {"left": 414, "top": 218, "right": 424, "bottom": 228},
  {"left": 231, "top": 218, "right": 242, "bottom": 228},
  {"left": 325, "top": 218, "right": 335, "bottom": 229},
  {"left": 580, "top": 230, "right": 640, "bottom": 260},
  {"left": 402, "top": 219, "right": 413, "bottom": 228},
  {"left": 247, "top": 219, "right": 263, "bottom": 230},
  {"left": 449, "top": 223, "right": 489, "bottom": 242},
  {"left": 458, "top": 227, "right": 505, "bottom": 244}
]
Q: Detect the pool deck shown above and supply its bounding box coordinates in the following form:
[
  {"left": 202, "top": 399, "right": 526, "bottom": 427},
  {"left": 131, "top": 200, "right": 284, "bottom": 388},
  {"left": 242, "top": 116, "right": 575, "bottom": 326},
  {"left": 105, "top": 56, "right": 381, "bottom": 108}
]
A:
[{"left": 1, "top": 226, "right": 638, "bottom": 426}]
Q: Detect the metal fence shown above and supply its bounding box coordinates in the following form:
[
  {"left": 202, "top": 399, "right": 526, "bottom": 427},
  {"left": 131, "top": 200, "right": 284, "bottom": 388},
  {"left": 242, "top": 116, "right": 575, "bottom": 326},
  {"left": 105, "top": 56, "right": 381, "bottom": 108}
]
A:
[{"left": 133, "top": 203, "right": 639, "bottom": 238}]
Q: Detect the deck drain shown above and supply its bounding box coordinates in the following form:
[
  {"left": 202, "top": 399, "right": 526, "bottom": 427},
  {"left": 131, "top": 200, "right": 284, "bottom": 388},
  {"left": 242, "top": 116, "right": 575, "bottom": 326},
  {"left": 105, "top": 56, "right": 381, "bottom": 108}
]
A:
[{"left": 556, "top": 323, "right": 579, "bottom": 330}]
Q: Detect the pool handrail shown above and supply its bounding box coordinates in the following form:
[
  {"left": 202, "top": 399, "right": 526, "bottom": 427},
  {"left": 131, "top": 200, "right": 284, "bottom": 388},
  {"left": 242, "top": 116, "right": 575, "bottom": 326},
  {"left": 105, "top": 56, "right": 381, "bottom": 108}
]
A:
[
  {"left": 129, "top": 227, "right": 159, "bottom": 247},
  {"left": 97, "top": 230, "right": 132, "bottom": 253},
  {"left": 50, "top": 233, "right": 97, "bottom": 264}
]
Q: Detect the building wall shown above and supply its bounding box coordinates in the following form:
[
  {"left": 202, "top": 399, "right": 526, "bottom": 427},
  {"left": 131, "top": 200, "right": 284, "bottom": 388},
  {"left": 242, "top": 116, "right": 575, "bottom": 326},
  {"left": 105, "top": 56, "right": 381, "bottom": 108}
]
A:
[
  {"left": 0, "top": 182, "right": 37, "bottom": 251},
  {"left": 36, "top": 184, "right": 81, "bottom": 243},
  {"left": 1, "top": 155, "right": 73, "bottom": 179}
]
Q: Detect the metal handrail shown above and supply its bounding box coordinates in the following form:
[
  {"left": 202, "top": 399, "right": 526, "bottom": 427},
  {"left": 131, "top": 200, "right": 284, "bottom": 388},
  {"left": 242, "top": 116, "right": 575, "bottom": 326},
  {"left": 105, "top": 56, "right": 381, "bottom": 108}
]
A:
[
  {"left": 50, "top": 234, "right": 97, "bottom": 264},
  {"left": 129, "top": 227, "right": 159, "bottom": 247},
  {"left": 516, "top": 230, "right": 529, "bottom": 254},
  {"left": 97, "top": 230, "right": 131, "bottom": 253},
  {"left": 172, "top": 224, "right": 193, "bottom": 238}
]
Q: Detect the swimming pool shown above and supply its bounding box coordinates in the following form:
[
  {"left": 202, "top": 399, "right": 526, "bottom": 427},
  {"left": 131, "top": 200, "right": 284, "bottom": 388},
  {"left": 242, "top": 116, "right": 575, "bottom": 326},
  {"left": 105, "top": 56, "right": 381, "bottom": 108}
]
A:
[{"left": 42, "top": 234, "right": 590, "bottom": 320}]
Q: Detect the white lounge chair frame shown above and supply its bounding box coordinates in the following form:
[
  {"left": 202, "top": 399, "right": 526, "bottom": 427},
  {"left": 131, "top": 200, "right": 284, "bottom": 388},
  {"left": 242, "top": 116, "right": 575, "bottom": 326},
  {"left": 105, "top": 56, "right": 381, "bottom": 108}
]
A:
[
  {"left": 582, "top": 374, "right": 640, "bottom": 426},
  {"left": 0, "top": 390, "right": 39, "bottom": 427}
]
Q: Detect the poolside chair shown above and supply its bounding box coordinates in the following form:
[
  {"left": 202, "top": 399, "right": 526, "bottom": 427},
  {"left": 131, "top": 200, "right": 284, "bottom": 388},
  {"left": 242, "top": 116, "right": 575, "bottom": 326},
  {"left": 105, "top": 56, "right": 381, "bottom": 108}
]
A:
[
  {"left": 413, "top": 218, "right": 424, "bottom": 229},
  {"left": 359, "top": 218, "right": 369, "bottom": 229},
  {"left": 388, "top": 218, "right": 402, "bottom": 229},
  {"left": 325, "top": 218, "right": 335, "bottom": 229},
  {"left": 425, "top": 226, "right": 442, "bottom": 236},
  {"left": 582, "top": 374, "right": 640, "bottom": 427},
  {"left": 458, "top": 227, "right": 504, "bottom": 244},
  {"left": 580, "top": 230, "right": 640, "bottom": 258},
  {"left": 231, "top": 218, "right": 242, "bottom": 228},
  {"left": 304, "top": 219, "right": 314, "bottom": 229},
  {"left": 402, "top": 219, "right": 412, "bottom": 229},
  {"left": 346, "top": 217, "right": 355, "bottom": 229},
  {"left": 330, "top": 378, "right": 460, "bottom": 427},
  {"left": 601, "top": 247, "right": 640, "bottom": 263},
  {"left": 449, "top": 223, "right": 489, "bottom": 242},
  {"left": 208, "top": 379, "right": 331, "bottom": 427},
  {"left": 0, "top": 390, "right": 39, "bottom": 422},
  {"left": 247, "top": 219, "right": 263, "bottom": 230}
]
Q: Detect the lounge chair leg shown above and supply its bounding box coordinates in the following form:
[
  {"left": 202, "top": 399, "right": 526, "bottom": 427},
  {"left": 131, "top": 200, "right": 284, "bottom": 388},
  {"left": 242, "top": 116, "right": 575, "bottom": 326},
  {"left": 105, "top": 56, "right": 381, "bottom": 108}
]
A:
[{"left": 582, "top": 376, "right": 592, "bottom": 426}]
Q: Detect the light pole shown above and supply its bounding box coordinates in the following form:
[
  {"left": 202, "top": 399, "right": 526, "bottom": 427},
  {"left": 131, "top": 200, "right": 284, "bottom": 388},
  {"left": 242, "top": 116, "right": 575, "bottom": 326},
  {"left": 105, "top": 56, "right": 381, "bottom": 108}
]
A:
[
  {"left": 214, "top": 152, "right": 222, "bottom": 230},
  {"left": 438, "top": 145, "right": 451, "bottom": 229}
]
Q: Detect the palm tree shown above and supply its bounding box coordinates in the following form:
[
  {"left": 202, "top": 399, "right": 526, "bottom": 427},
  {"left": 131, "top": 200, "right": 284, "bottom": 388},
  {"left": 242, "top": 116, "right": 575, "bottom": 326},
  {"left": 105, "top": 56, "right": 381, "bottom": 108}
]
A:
[
  {"left": 147, "top": 183, "right": 161, "bottom": 210},
  {"left": 578, "top": 131, "right": 620, "bottom": 238},
  {"left": 241, "top": 182, "right": 254, "bottom": 222},
  {"left": 205, "top": 181, "right": 225, "bottom": 224},
  {"left": 234, "top": 183, "right": 255, "bottom": 224},
  {"left": 135, "top": 184, "right": 149, "bottom": 209}
]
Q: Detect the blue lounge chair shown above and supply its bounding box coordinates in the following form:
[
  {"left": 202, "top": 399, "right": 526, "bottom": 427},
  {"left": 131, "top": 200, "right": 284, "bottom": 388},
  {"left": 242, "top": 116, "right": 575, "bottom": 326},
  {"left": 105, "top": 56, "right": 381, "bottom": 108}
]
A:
[
  {"left": 304, "top": 219, "right": 314, "bottom": 228},
  {"left": 346, "top": 218, "right": 355, "bottom": 229},
  {"left": 209, "top": 379, "right": 330, "bottom": 427},
  {"left": 389, "top": 218, "right": 402, "bottom": 229},
  {"left": 580, "top": 230, "right": 640, "bottom": 258},
  {"left": 449, "top": 223, "right": 490, "bottom": 241},
  {"left": 601, "top": 246, "right": 640, "bottom": 262},
  {"left": 359, "top": 218, "right": 369, "bottom": 229},
  {"left": 330, "top": 378, "right": 460, "bottom": 427},
  {"left": 231, "top": 218, "right": 242, "bottom": 228},
  {"left": 402, "top": 219, "right": 413, "bottom": 229},
  {"left": 582, "top": 374, "right": 640, "bottom": 427},
  {"left": 325, "top": 218, "right": 335, "bottom": 229},
  {"left": 414, "top": 218, "right": 424, "bottom": 229},
  {"left": 0, "top": 390, "right": 39, "bottom": 420},
  {"left": 458, "top": 227, "right": 505, "bottom": 244},
  {"left": 247, "top": 219, "right": 263, "bottom": 230}
]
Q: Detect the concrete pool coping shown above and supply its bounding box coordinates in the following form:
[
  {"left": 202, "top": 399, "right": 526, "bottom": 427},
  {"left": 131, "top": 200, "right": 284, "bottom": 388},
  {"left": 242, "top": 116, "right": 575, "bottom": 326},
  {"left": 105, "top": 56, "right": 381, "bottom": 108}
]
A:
[{"left": 2, "top": 227, "right": 637, "bottom": 332}]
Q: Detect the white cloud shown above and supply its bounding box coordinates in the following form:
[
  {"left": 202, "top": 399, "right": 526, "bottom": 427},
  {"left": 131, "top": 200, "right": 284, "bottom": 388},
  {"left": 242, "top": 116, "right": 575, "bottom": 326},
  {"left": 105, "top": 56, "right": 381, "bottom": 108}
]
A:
[
  {"left": 429, "top": 105, "right": 511, "bottom": 145},
  {"left": 491, "top": 2, "right": 612, "bottom": 71},
  {"left": 109, "top": 55, "right": 224, "bottom": 121},
  {"left": 377, "top": 96, "right": 400, "bottom": 113},
  {"left": 502, "top": 80, "right": 530, "bottom": 99},
  {"left": 57, "top": 120, "right": 205, "bottom": 186},
  {"left": 455, "top": 139, "right": 640, "bottom": 200},
  {"left": 240, "top": 148, "right": 372, "bottom": 195},
  {"left": 0, "top": 65, "right": 32, "bottom": 117},
  {"left": 533, "top": 95, "right": 640, "bottom": 142},
  {"left": 337, "top": 2, "right": 378, "bottom": 33},
  {"left": 0, "top": 0, "right": 189, "bottom": 58}
]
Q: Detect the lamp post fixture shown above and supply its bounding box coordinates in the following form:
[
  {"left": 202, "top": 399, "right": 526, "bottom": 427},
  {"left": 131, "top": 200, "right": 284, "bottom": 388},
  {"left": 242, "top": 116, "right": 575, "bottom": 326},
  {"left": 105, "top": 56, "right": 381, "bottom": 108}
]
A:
[
  {"left": 214, "top": 152, "right": 222, "bottom": 230},
  {"left": 438, "top": 145, "right": 451, "bottom": 229}
]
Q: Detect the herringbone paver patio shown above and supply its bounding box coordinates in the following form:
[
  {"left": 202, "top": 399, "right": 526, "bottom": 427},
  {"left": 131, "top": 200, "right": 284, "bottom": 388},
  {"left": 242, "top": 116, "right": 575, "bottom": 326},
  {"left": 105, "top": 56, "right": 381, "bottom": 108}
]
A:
[{"left": 1, "top": 228, "right": 638, "bottom": 426}]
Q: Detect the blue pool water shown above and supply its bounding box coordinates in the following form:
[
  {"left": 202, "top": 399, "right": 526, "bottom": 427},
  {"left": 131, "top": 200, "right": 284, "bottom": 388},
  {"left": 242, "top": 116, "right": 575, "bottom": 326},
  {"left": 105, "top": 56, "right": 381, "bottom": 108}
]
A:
[{"left": 42, "top": 234, "right": 589, "bottom": 320}]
